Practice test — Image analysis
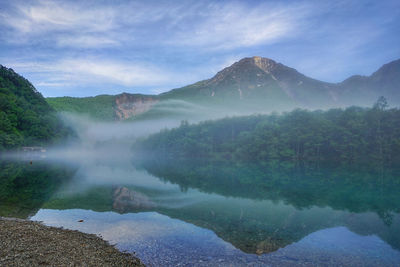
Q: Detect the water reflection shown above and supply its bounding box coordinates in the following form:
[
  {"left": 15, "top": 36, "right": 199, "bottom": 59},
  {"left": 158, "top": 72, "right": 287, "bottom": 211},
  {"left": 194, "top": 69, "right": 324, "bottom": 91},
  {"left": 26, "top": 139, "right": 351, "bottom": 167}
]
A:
[
  {"left": 1, "top": 154, "right": 400, "bottom": 265},
  {"left": 38, "top": 158, "right": 400, "bottom": 255},
  {"left": 0, "top": 160, "right": 76, "bottom": 218},
  {"left": 31, "top": 209, "right": 400, "bottom": 267},
  {"left": 138, "top": 159, "right": 400, "bottom": 220}
]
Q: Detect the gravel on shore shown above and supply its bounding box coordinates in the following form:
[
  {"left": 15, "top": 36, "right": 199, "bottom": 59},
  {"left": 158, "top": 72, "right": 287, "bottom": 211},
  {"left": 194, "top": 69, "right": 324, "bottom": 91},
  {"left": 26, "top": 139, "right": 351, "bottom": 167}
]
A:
[{"left": 0, "top": 217, "right": 145, "bottom": 266}]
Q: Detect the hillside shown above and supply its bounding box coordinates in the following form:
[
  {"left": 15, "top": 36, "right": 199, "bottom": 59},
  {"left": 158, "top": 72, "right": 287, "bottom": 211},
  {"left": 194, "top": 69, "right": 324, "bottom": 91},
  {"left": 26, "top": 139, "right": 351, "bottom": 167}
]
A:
[
  {"left": 132, "top": 99, "right": 400, "bottom": 166},
  {"left": 0, "top": 65, "right": 69, "bottom": 150},
  {"left": 47, "top": 93, "right": 159, "bottom": 121},
  {"left": 46, "top": 57, "right": 400, "bottom": 121},
  {"left": 46, "top": 95, "right": 116, "bottom": 121}
]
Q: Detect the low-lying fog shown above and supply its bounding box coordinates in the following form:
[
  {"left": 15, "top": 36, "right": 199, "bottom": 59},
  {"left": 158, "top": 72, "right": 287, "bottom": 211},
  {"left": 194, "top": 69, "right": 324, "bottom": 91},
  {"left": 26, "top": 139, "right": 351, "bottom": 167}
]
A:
[
  {"left": 3, "top": 102, "right": 274, "bottom": 207},
  {"left": 45, "top": 99, "right": 292, "bottom": 161},
  {"left": 1, "top": 99, "right": 308, "bottom": 197}
]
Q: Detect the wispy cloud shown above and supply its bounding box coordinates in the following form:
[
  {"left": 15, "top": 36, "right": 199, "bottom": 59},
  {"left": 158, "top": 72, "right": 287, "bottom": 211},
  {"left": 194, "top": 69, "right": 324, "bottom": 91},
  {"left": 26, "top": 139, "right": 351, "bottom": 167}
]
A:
[
  {"left": 0, "top": 0, "right": 309, "bottom": 50},
  {"left": 3, "top": 0, "right": 116, "bottom": 33},
  {"left": 56, "top": 35, "right": 119, "bottom": 48},
  {"left": 0, "top": 0, "right": 118, "bottom": 48},
  {"left": 168, "top": 2, "right": 309, "bottom": 50},
  {"left": 58, "top": 59, "right": 172, "bottom": 86},
  {"left": 8, "top": 58, "right": 176, "bottom": 87}
]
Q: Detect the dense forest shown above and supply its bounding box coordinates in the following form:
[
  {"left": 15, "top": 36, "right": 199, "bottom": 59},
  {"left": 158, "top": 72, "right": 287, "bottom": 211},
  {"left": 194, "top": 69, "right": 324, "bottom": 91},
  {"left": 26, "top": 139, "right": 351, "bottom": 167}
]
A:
[
  {"left": 132, "top": 97, "right": 400, "bottom": 166},
  {"left": 0, "top": 65, "right": 70, "bottom": 150}
]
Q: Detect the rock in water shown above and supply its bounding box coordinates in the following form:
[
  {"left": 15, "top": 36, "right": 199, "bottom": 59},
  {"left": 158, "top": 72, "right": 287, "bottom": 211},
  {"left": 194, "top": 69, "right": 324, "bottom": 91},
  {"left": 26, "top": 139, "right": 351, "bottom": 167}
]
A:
[{"left": 112, "top": 186, "right": 155, "bottom": 213}]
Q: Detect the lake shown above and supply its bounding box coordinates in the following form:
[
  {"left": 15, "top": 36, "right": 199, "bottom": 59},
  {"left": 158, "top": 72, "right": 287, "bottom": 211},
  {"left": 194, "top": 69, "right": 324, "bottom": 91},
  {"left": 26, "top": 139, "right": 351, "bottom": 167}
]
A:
[{"left": 1, "top": 146, "right": 400, "bottom": 266}]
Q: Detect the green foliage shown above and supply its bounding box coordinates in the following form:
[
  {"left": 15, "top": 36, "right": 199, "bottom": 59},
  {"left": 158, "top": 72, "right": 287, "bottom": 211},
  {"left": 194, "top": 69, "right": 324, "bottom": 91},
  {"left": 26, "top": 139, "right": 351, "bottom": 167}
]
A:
[
  {"left": 133, "top": 104, "right": 400, "bottom": 166},
  {"left": 374, "top": 96, "right": 389, "bottom": 110},
  {"left": 46, "top": 95, "right": 116, "bottom": 121},
  {"left": 0, "top": 161, "right": 76, "bottom": 218},
  {"left": 0, "top": 65, "right": 70, "bottom": 150}
]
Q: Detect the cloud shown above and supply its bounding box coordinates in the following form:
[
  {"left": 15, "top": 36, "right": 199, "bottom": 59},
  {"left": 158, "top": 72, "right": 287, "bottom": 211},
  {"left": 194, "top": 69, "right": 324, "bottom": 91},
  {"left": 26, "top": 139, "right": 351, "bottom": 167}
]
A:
[
  {"left": 35, "top": 81, "right": 67, "bottom": 87},
  {"left": 0, "top": 0, "right": 118, "bottom": 48},
  {"left": 166, "top": 2, "right": 309, "bottom": 50},
  {"left": 61, "top": 59, "right": 173, "bottom": 86},
  {"left": 3, "top": 0, "right": 115, "bottom": 33},
  {"left": 0, "top": 0, "right": 309, "bottom": 50},
  {"left": 7, "top": 58, "right": 176, "bottom": 87},
  {"left": 56, "top": 35, "right": 119, "bottom": 48}
]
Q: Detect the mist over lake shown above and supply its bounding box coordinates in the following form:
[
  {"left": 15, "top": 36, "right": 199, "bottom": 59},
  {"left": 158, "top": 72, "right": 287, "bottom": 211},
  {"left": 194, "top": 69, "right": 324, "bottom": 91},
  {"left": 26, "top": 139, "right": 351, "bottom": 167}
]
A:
[{"left": 2, "top": 108, "right": 400, "bottom": 266}]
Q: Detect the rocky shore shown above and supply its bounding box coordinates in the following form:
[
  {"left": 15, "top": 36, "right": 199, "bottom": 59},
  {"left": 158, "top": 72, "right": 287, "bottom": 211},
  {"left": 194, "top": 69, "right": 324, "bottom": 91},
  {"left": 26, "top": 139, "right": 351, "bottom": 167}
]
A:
[{"left": 0, "top": 217, "right": 144, "bottom": 266}]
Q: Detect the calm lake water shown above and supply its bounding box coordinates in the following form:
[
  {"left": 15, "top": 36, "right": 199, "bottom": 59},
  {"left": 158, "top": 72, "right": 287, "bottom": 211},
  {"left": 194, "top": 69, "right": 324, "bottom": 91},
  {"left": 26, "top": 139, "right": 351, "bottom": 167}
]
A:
[{"left": 1, "top": 147, "right": 400, "bottom": 266}]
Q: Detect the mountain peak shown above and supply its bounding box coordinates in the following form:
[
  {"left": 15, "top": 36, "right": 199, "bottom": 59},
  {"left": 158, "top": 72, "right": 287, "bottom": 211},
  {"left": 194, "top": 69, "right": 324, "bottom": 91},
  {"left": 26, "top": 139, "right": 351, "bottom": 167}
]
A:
[
  {"left": 251, "top": 56, "right": 277, "bottom": 73},
  {"left": 236, "top": 56, "right": 278, "bottom": 73},
  {"left": 208, "top": 56, "right": 278, "bottom": 86}
]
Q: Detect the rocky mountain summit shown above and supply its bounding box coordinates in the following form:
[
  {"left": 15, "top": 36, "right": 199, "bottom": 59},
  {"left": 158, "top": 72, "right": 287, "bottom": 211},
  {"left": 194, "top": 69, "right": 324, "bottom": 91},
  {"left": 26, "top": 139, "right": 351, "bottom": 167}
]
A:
[{"left": 203, "top": 56, "right": 334, "bottom": 107}]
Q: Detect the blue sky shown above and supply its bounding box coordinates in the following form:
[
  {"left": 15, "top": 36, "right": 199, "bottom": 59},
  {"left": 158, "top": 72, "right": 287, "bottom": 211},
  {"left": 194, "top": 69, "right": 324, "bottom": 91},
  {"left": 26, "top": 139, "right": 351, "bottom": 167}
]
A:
[{"left": 0, "top": 0, "right": 399, "bottom": 97}]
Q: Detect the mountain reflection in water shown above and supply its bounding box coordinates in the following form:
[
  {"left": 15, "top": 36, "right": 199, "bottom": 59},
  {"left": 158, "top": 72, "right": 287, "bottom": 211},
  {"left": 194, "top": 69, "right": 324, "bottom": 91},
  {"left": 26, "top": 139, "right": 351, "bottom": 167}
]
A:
[{"left": 1, "top": 156, "right": 400, "bottom": 266}]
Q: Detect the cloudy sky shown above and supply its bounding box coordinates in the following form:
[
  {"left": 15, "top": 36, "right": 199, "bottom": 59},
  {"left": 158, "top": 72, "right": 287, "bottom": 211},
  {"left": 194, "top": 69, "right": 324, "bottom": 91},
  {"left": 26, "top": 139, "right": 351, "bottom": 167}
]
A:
[{"left": 0, "top": 0, "right": 399, "bottom": 97}]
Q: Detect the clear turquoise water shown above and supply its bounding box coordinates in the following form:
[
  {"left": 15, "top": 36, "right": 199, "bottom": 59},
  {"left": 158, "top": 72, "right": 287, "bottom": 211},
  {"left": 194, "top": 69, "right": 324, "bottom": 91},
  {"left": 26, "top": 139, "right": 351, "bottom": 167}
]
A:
[{"left": 2, "top": 149, "right": 400, "bottom": 266}]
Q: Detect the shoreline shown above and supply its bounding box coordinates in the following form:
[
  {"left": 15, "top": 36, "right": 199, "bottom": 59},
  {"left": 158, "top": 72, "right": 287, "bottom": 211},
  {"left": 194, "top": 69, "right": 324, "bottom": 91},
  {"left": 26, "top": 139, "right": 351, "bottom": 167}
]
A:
[{"left": 0, "top": 217, "right": 144, "bottom": 266}]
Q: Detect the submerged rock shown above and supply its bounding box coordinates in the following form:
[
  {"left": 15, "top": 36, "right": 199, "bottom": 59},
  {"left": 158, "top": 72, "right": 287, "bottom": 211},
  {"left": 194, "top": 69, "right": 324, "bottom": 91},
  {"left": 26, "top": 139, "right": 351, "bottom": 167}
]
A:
[{"left": 113, "top": 186, "right": 155, "bottom": 213}]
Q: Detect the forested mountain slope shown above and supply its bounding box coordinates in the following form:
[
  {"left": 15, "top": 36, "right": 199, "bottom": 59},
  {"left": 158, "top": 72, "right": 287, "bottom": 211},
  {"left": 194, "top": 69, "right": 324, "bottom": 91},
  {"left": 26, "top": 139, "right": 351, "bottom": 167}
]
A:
[
  {"left": 0, "top": 65, "right": 69, "bottom": 150},
  {"left": 132, "top": 98, "right": 400, "bottom": 166}
]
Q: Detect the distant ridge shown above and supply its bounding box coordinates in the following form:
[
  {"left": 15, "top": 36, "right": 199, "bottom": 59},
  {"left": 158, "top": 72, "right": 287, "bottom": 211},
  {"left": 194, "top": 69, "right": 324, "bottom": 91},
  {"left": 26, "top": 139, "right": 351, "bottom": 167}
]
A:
[{"left": 46, "top": 57, "right": 400, "bottom": 120}]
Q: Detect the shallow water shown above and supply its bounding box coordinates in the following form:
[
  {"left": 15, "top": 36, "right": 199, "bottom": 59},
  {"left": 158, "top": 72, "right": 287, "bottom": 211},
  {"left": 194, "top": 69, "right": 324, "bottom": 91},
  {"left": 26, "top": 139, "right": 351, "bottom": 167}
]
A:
[
  {"left": 31, "top": 209, "right": 400, "bottom": 267},
  {"left": 1, "top": 150, "right": 400, "bottom": 266}
]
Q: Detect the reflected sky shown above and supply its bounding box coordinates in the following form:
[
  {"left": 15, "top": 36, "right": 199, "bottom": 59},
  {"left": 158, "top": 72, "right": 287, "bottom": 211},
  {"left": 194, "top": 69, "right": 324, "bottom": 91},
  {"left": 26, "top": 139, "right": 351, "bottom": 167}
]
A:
[{"left": 32, "top": 209, "right": 400, "bottom": 267}]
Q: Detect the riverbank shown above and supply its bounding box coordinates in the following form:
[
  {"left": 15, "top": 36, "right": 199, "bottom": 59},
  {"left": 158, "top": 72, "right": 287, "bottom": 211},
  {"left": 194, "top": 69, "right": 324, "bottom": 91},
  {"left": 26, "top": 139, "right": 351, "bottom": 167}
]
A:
[{"left": 0, "top": 217, "right": 144, "bottom": 266}]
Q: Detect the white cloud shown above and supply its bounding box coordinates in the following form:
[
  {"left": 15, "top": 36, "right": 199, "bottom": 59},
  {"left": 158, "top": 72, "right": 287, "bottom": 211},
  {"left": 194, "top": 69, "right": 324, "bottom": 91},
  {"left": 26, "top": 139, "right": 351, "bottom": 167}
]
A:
[
  {"left": 0, "top": 1, "right": 310, "bottom": 50},
  {"left": 0, "top": 0, "right": 118, "bottom": 48},
  {"left": 56, "top": 35, "right": 119, "bottom": 48},
  {"left": 35, "top": 81, "right": 67, "bottom": 87},
  {"left": 60, "top": 59, "right": 172, "bottom": 86},
  {"left": 9, "top": 59, "right": 175, "bottom": 87},
  {"left": 167, "top": 2, "right": 309, "bottom": 50},
  {"left": 6, "top": 0, "right": 116, "bottom": 33}
]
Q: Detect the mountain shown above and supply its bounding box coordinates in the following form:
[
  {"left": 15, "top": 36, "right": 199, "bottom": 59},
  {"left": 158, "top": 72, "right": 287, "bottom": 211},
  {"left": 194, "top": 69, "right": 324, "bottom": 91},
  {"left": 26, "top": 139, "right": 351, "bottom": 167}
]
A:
[
  {"left": 337, "top": 59, "right": 400, "bottom": 106},
  {"left": 46, "top": 57, "right": 400, "bottom": 121},
  {"left": 162, "top": 57, "right": 294, "bottom": 107},
  {"left": 0, "top": 65, "right": 69, "bottom": 150},
  {"left": 162, "top": 56, "right": 334, "bottom": 108}
]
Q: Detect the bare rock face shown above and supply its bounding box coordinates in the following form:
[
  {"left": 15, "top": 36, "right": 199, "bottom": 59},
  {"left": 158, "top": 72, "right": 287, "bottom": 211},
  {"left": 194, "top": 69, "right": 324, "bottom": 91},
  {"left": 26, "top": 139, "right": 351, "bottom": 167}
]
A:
[
  {"left": 112, "top": 186, "right": 155, "bottom": 213},
  {"left": 114, "top": 93, "right": 158, "bottom": 120},
  {"left": 252, "top": 56, "right": 278, "bottom": 74}
]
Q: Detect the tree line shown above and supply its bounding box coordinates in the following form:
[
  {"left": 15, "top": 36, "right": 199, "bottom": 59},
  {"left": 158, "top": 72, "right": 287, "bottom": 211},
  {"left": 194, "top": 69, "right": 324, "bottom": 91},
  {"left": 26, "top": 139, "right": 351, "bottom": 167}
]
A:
[{"left": 133, "top": 97, "right": 400, "bottom": 166}]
